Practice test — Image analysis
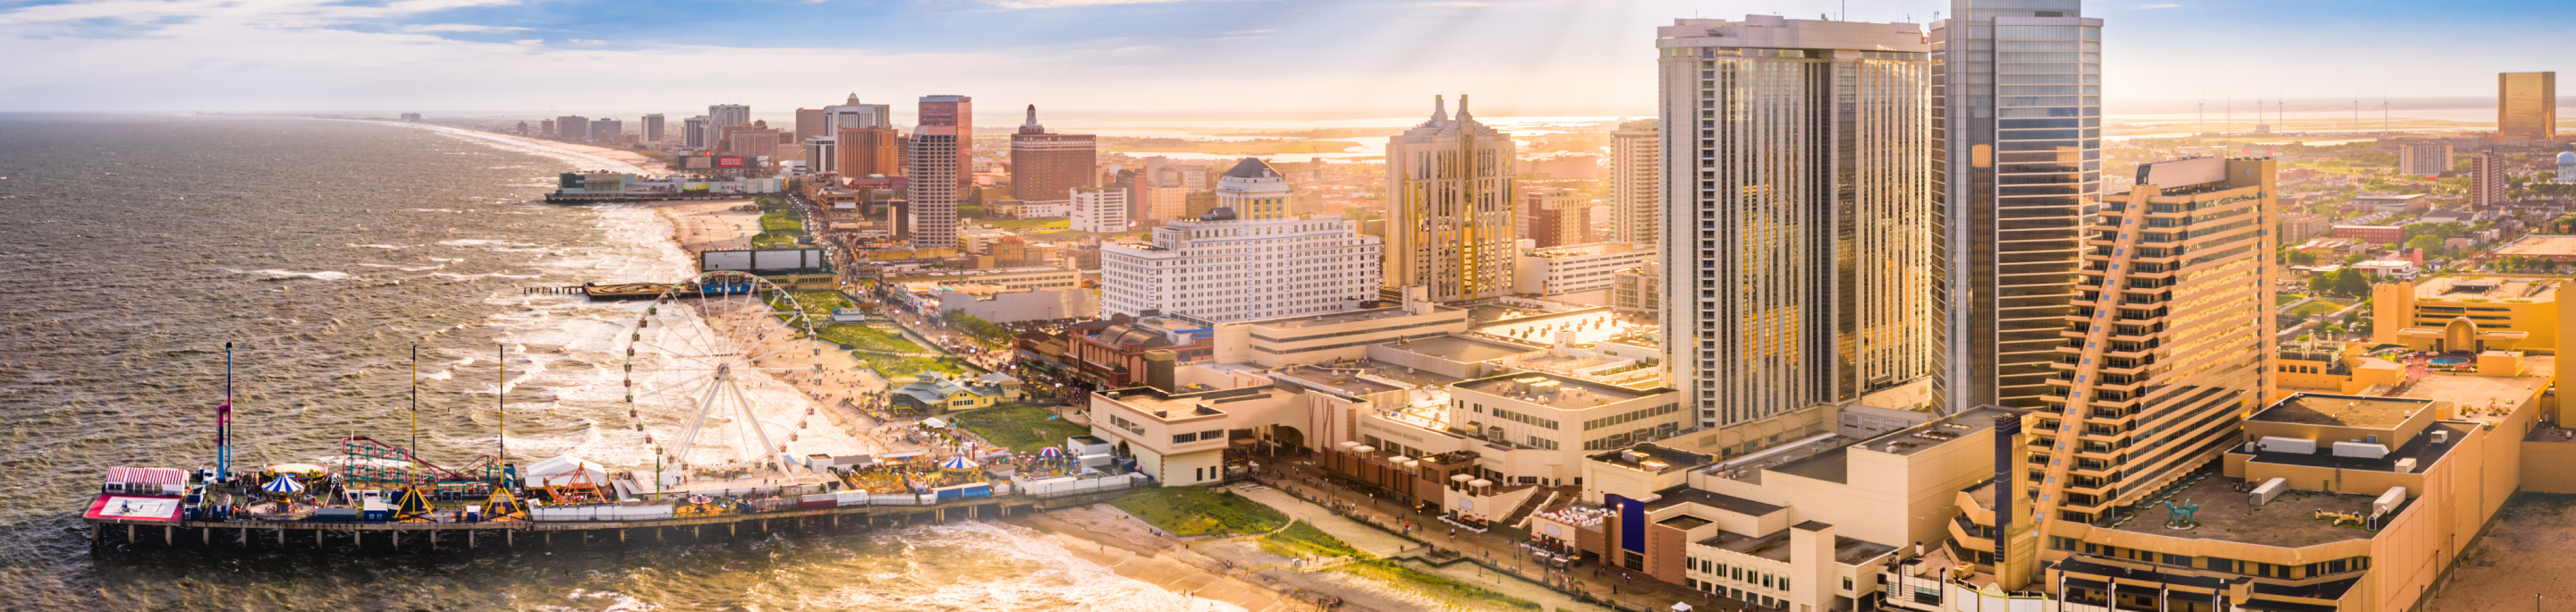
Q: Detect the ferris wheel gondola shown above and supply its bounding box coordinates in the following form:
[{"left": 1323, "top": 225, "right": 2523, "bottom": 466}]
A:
[{"left": 618, "top": 270, "right": 828, "bottom": 477}]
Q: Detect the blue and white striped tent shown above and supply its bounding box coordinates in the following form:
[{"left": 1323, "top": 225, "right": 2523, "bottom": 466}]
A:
[
  {"left": 262, "top": 475, "right": 305, "bottom": 494},
  {"left": 938, "top": 455, "right": 980, "bottom": 471}
]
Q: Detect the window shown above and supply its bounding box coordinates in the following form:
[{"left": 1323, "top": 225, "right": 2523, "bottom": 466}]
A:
[{"left": 1843, "top": 577, "right": 1853, "bottom": 591}]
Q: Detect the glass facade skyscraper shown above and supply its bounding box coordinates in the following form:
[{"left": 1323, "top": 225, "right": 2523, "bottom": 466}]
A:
[
  {"left": 1931, "top": 0, "right": 2103, "bottom": 412},
  {"left": 1657, "top": 16, "right": 1936, "bottom": 429}
]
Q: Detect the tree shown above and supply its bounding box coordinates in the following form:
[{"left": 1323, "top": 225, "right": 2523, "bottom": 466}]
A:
[
  {"left": 2406, "top": 234, "right": 2445, "bottom": 256},
  {"left": 2309, "top": 273, "right": 2336, "bottom": 294},
  {"left": 2333, "top": 269, "right": 2372, "bottom": 298},
  {"left": 2284, "top": 249, "right": 2318, "bottom": 266}
]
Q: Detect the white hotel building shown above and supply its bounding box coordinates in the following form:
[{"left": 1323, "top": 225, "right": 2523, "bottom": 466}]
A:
[{"left": 1100, "top": 158, "right": 1382, "bottom": 323}]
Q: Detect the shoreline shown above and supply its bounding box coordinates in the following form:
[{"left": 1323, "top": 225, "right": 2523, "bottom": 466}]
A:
[{"left": 390, "top": 121, "right": 1332, "bottom": 610}]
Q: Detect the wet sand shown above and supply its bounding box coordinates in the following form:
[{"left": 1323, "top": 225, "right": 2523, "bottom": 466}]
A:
[{"left": 479, "top": 130, "right": 670, "bottom": 174}]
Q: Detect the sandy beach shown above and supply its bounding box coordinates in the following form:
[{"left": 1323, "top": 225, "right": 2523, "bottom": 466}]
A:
[{"left": 478, "top": 128, "right": 1338, "bottom": 610}]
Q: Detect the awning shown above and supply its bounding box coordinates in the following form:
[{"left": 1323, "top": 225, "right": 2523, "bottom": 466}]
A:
[
  {"left": 1674, "top": 603, "right": 1694, "bottom": 612},
  {"left": 922, "top": 417, "right": 949, "bottom": 428}
]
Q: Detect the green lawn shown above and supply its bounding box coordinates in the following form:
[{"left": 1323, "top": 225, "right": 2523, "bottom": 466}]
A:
[
  {"left": 820, "top": 324, "right": 925, "bottom": 353},
  {"left": 2285, "top": 301, "right": 2347, "bottom": 318},
  {"left": 1108, "top": 488, "right": 1288, "bottom": 537},
  {"left": 2275, "top": 293, "right": 2308, "bottom": 305},
  {"left": 857, "top": 352, "right": 972, "bottom": 379},
  {"left": 761, "top": 210, "right": 804, "bottom": 232},
  {"left": 947, "top": 404, "right": 1090, "bottom": 455}
]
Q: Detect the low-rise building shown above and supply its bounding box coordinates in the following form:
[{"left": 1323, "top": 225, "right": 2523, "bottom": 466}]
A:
[
  {"left": 1070, "top": 187, "right": 1129, "bottom": 234},
  {"left": 2331, "top": 225, "right": 2404, "bottom": 245},
  {"left": 2279, "top": 212, "right": 2331, "bottom": 240},
  {"left": 2351, "top": 259, "right": 2419, "bottom": 280},
  {"left": 1097, "top": 212, "right": 1380, "bottom": 323},
  {"left": 1611, "top": 263, "right": 1662, "bottom": 318},
  {"left": 1515, "top": 242, "right": 1658, "bottom": 305},
  {"left": 2370, "top": 276, "right": 2573, "bottom": 354},
  {"left": 1207, "top": 289, "right": 1470, "bottom": 368},
  {"left": 887, "top": 372, "right": 1021, "bottom": 415}
]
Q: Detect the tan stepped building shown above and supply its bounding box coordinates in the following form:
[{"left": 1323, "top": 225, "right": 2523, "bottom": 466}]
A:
[
  {"left": 1933, "top": 351, "right": 2565, "bottom": 612},
  {"left": 2033, "top": 157, "right": 2278, "bottom": 537}
]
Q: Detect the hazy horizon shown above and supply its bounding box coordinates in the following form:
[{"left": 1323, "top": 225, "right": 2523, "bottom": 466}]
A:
[{"left": 2, "top": 0, "right": 2566, "bottom": 119}]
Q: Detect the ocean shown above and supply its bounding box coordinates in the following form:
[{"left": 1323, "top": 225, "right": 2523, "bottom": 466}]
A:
[{"left": 0, "top": 115, "right": 1241, "bottom": 611}]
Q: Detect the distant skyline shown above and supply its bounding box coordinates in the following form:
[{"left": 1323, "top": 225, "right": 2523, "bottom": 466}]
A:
[{"left": 1, "top": 0, "right": 2567, "bottom": 120}]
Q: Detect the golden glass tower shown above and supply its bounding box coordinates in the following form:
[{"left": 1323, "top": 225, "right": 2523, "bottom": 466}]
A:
[
  {"left": 1385, "top": 96, "right": 1518, "bottom": 303},
  {"left": 2500, "top": 72, "right": 2557, "bottom": 144}
]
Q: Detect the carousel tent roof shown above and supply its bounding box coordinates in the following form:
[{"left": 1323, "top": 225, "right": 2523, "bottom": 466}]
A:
[
  {"left": 526, "top": 455, "right": 609, "bottom": 485},
  {"left": 262, "top": 475, "right": 305, "bottom": 493},
  {"left": 938, "top": 455, "right": 980, "bottom": 471}
]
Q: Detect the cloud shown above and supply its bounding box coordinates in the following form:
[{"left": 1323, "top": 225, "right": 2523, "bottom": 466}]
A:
[
  {"left": 981, "top": 0, "right": 1256, "bottom": 9},
  {"left": 402, "top": 23, "right": 535, "bottom": 33},
  {"left": 2137, "top": 4, "right": 2181, "bottom": 7},
  {"left": 1411, "top": 2, "right": 1495, "bottom": 7}
]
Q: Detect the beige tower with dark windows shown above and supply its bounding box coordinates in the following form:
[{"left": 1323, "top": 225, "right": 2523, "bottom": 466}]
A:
[
  {"left": 1385, "top": 96, "right": 1518, "bottom": 302},
  {"left": 1657, "top": 16, "right": 1937, "bottom": 428}
]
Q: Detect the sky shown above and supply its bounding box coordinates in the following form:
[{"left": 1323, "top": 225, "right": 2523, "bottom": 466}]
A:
[{"left": 0, "top": 0, "right": 2566, "bottom": 122}]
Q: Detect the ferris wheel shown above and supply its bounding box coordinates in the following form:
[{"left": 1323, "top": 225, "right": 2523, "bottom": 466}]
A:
[{"left": 619, "top": 270, "right": 826, "bottom": 476}]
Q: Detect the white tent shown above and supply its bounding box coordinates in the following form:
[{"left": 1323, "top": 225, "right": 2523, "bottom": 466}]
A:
[{"left": 525, "top": 455, "right": 609, "bottom": 486}]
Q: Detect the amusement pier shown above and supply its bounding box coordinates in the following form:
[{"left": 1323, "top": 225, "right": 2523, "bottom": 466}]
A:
[{"left": 88, "top": 271, "right": 1146, "bottom": 553}]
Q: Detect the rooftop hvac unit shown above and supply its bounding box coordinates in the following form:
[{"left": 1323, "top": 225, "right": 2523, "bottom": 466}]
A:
[
  {"left": 2372, "top": 486, "right": 2408, "bottom": 518},
  {"left": 2432, "top": 429, "right": 2451, "bottom": 444},
  {"left": 2394, "top": 457, "right": 2419, "bottom": 473},
  {"left": 2332, "top": 441, "right": 2390, "bottom": 459},
  {"left": 2258, "top": 437, "right": 2317, "bottom": 455},
  {"left": 2250, "top": 477, "right": 2289, "bottom": 506}
]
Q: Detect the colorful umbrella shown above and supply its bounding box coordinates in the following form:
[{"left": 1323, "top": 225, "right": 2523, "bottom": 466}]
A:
[{"left": 1038, "top": 447, "right": 1064, "bottom": 458}]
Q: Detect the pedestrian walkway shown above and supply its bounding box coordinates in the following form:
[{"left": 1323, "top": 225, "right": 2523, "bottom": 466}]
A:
[
  {"left": 1253, "top": 458, "right": 1736, "bottom": 612},
  {"left": 1231, "top": 486, "right": 1414, "bottom": 557}
]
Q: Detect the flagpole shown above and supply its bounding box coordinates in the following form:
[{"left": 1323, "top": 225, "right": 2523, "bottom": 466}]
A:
[
  {"left": 498, "top": 344, "right": 507, "bottom": 489},
  {"left": 220, "top": 342, "right": 233, "bottom": 484},
  {"left": 410, "top": 344, "right": 420, "bottom": 489}
]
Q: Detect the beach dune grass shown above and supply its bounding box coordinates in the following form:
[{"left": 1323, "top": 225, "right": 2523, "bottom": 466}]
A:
[
  {"left": 1343, "top": 559, "right": 1541, "bottom": 610},
  {"left": 1259, "top": 521, "right": 1362, "bottom": 558},
  {"left": 1109, "top": 488, "right": 1288, "bottom": 537},
  {"left": 948, "top": 404, "right": 1090, "bottom": 455}
]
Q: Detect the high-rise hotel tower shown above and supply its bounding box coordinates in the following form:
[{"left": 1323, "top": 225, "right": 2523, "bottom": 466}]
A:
[
  {"left": 1655, "top": 16, "right": 1936, "bottom": 428},
  {"left": 1385, "top": 96, "right": 1518, "bottom": 303},
  {"left": 1932, "top": 1, "right": 2104, "bottom": 412},
  {"left": 2030, "top": 156, "right": 2276, "bottom": 526}
]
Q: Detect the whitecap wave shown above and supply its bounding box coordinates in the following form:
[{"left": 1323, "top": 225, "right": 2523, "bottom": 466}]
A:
[{"left": 233, "top": 268, "right": 354, "bottom": 281}]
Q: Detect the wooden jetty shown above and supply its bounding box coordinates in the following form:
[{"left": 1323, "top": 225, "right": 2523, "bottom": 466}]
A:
[{"left": 519, "top": 283, "right": 689, "bottom": 301}]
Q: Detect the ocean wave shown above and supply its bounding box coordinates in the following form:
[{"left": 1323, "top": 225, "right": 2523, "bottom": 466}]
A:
[
  {"left": 233, "top": 268, "right": 354, "bottom": 281},
  {"left": 431, "top": 271, "right": 543, "bottom": 280},
  {"left": 439, "top": 239, "right": 538, "bottom": 248},
  {"left": 346, "top": 243, "right": 406, "bottom": 250}
]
